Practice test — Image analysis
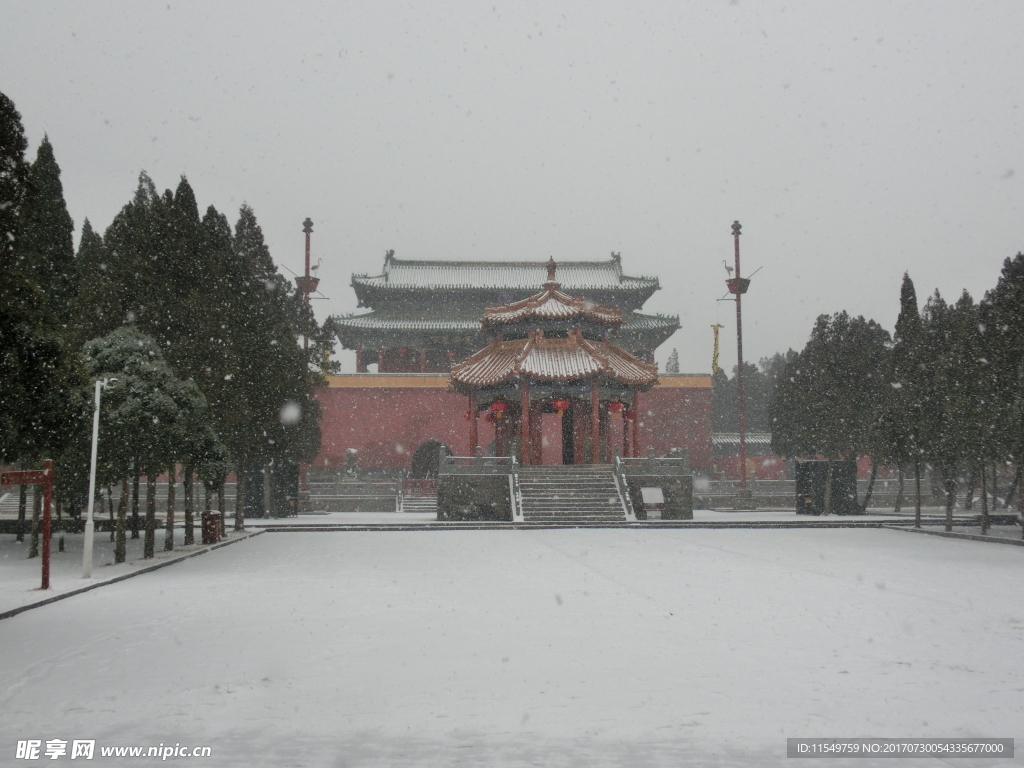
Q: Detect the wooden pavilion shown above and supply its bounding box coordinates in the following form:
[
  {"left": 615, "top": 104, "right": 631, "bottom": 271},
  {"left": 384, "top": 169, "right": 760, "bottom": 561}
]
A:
[{"left": 449, "top": 259, "right": 658, "bottom": 465}]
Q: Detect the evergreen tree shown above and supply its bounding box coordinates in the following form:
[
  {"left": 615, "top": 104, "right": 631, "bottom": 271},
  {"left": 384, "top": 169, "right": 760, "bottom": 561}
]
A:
[
  {"left": 225, "top": 205, "right": 321, "bottom": 487},
  {"left": 0, "top": 91, "right": 29, "bottom": 265},
  {"left": 0, "top": 92, "right": 86, "bottom": 465},
  {"left": 17, "top": 136, "right": 76, "bottom": 325},
  {"left": 876, "top": 274, "right": 928, "bottom": 523},
  {"left": 770, "top": 312, "right": 890, "bottom": 513},
  {"left": 67, "top": 219, "right": 120, "bottom": 348},
  {"left": 919, "top": 291, "right": 990, "bottom": 531},
  {"left": 83, "top": 326, "right": 225, "bottom": 558},
  {"left": 979, "top": 252, "right": 1024, "bottom": 519},
  {"left": 713, "top": 353, "right": 794, "bottom": 434},
  {"left": 665, "top": 348, "right": 679, "bottom": 374}
]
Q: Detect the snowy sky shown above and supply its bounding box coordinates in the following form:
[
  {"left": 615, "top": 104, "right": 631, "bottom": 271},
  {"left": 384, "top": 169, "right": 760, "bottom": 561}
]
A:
[{"left": 2, "top": 1, "right": 1021, "bottom": 373}]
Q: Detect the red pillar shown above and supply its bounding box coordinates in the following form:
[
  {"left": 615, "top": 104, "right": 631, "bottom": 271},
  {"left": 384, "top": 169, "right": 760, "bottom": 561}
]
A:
[
  {"left": 42, "top": 459, "right": 53, "bottom": 590},
  {"left": 521, "top": 379, "right": 531, "bottom": 465},
  {"left": 604, "top": 409, "right": 612, "bottom": 464},
  {"left": 355, "top": 346, "right": 364, "bottom": 372},
  {"left": 623, "top": 412, "right": 632, "bottom": 458},
  {"left": 469, "top": 392, "right": 478, "bottom": 454},
  {"left": 419, "top": 349, "right": 427, "bottom": 373},
  {"left": 632, "top": 392, "right": 641, "bottom": 458},
  {"left": 377, "top": 347, "right": 384, "bottom": 373},
  {"left": 591, "top": 379, "right": 600, "bottom": 463}
]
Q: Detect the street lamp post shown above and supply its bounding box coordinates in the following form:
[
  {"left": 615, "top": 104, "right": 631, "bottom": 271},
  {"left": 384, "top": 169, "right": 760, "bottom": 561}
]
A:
[{"left": 83, "top": 377, "right": 117, "bottom": 578}]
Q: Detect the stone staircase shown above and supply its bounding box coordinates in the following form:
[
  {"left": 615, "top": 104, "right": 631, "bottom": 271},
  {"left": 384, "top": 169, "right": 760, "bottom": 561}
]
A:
[
  {"left": 517, "top": 465, "right": 628, "bottom": 524},
  {"left": 401, "top": 494, "right": 438, "bottom": 514}
]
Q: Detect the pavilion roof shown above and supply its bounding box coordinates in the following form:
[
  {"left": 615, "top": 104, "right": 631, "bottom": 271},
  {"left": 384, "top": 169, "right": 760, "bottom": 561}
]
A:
[
  {"left": 481, "top": 281, "right": 624, "bottom": 329},
  {"left": 449, "top": 330, "right": 658, "bottom": 391}
]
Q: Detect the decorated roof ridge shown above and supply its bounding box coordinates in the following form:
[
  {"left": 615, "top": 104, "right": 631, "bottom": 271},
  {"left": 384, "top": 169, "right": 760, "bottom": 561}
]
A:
[
  {"left": 481, "top": 259, "right": 625, "bottom": 329},
  {"left": 449, "top": 330, "right": 658, "bottom": 390}
]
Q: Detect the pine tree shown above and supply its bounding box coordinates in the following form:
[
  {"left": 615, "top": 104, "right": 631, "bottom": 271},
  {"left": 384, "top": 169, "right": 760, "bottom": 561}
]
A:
[
  {"left": 0, "top": 91, "right": 29, "bottom": 266},
  {"left": 67, "top": 219, "right": 119, "bottom": 347},
  {"left": 979, "top": 252, "right": 1024, "bottom": 526},
  {"left": 222, "top": 204, "right": 321, "bottom": 517},
  {"left": 0, "top": 92, "right": 86, "bottom": 465},
  {"left": 919, "top": 291, "right": 981, "bottom": 531},
  {"left": 769, "top": 312, "right": 890, "bottom": 514},
  {"left": 877, "top": 274, "right": 927, "bottom": 523},
  {"left": 17, "top": 136, "right": 77, "bottom": 325},
  {"left": 666, "top": 348, "right": 679, "bottom": 374}
]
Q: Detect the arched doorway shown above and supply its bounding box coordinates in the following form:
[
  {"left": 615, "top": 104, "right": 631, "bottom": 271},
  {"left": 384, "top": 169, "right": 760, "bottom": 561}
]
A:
[{"left": 410, "top": 439, "right": 452, "bottom": 478}]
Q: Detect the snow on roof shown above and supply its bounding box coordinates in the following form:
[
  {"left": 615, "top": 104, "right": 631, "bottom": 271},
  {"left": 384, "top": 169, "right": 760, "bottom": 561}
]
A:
[
  {"left": 352, "top": 255, "right": 659, "bottom": 293},
  {"left": 449, "top": 331, "right": 658, "bottom": 390}
]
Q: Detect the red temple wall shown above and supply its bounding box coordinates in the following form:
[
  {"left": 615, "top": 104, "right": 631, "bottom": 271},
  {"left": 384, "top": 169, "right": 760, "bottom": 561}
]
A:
[{"left": 313, "top": 374, "right": 713, "bottom": 471}]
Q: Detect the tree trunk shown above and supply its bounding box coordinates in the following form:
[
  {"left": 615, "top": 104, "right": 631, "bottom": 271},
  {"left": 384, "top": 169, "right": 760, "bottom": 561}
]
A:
[
  {"left": 16, "top": 483, "right": 27, "bottom": 542},
  {"left": 115, "top": 478, "right": 128, "bottom": 563},
  {"left": 107, "top": 485, "right": 115, "bottom": 542},
  {"left": 263, "top": 463, "right": 272, "bottom": 518},
  {"left": 131, "top": 471, "right": 140, "bottom": 539},
  {"left": 980, "top": 463, "right": 989, "bottom": 535},
  {"left": 861, "top": 462, "right": 878, "bottom": 513},
  {"left": 234, "top": 468, "right": 246, "bottom": 531},
  {"left": 144, "top": 475, "right": 156, "bottom": 559},
  {"left": 914, "top": 460, "right": 922, "bottom": 529},
  {"left": 989, "top": 462, "right": 1000, "bottom": 509},
  {"left": 944, "top": 472, "right": 956, "bottom": 532},
  {"left": 894, "top": 465, "right": 904, "bottom": 514},
  {"left": 57, "top": 499, "right": 65, "bottom": 553},
  {"left": 823, "top": 459, "right": 834, "bottom": 516},
  {"left": 164, "top": 465, "right": 176, "bottom": 551},
  {"left": 963, "top": 469, "right": 976, "bottom": 510},
  {"left": 29, "top": 486, "right": 41, "bottom": 558},
  {"left": 183, "top": 465, "right": 194, "bottom": 545},
  {"left": 218, "top": 482, "right": 226, "bottom": 537}
]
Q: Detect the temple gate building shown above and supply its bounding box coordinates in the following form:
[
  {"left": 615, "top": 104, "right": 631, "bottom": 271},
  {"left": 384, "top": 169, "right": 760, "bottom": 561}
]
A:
[
  {"left": 334, "top": 251, "right": 679, "bottom": 372},
  {"left": 314, "top": 253, "right": 712, "bottom": 474}
]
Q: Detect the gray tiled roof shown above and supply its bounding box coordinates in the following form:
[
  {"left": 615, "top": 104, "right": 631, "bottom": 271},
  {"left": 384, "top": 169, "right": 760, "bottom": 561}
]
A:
[{"left": 352, "top": 256, "right": 659, "bottom": 293}]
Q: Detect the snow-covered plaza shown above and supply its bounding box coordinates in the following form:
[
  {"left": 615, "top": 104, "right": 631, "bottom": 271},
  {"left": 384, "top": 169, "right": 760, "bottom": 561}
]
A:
[{"left": 1, "top": 527, "right": 1022, "bottom": 767}]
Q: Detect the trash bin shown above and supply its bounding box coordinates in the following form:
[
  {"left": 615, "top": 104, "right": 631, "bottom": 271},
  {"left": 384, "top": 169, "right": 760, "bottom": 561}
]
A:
[{"left": 201, "top": 512, "right": 221, "bottom": 544}]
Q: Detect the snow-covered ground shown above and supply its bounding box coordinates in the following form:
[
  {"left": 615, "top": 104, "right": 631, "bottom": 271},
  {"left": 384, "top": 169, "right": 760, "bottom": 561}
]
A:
[
  {"left": 0, "top": 527, "right": 252, "bottom": 614},
  {"left": 1, "top": 528, "right": 1022, "bottom": 767}
]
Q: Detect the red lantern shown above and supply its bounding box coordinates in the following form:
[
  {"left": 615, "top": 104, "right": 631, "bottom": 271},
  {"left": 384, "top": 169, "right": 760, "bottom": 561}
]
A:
[
  {"left": 490, "top": 400, "right": 509, "bottom": 419},
  {"left": 551, "top": 397, "right": 570, "bottom": 416},
  {"left": 607, "top": 400, "right": 625, "bottom": 414},
  {"left": 484, "top": 411, "right": 497, "bottom": 424}
]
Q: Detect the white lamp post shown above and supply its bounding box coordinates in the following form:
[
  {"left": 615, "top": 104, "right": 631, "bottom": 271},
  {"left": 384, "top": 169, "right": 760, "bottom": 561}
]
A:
[{"left": 83, "top": 377, "right": 117, "bottom": 578}]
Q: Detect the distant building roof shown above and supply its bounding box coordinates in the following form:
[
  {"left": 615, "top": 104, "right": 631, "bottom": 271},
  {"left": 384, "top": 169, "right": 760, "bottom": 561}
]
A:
[
  {"left": 333, "top": 308, "right": 676, "bottom": 335},
  {"left": 351, "top": 253, "right": 660, "bottom": 308}
]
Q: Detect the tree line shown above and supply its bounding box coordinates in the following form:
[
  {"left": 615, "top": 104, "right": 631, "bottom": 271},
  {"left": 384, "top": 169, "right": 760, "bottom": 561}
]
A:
[
  {"left": 0, "top": 90, "right": 334, "bottom": 560},
  {"left": 766, "top": 264, "right": 1024, "bottom": 532}
]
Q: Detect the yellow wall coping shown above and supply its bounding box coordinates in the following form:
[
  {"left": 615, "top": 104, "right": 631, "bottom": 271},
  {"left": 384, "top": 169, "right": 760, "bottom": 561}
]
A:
[{"left": 324, "top": 373, "right": 711, "bottom": 389}]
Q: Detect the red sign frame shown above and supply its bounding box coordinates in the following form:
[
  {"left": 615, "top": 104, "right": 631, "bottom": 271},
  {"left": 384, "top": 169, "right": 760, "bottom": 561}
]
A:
[{"left": 1, "top": 460, "right": 53, "bottom": 589}]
